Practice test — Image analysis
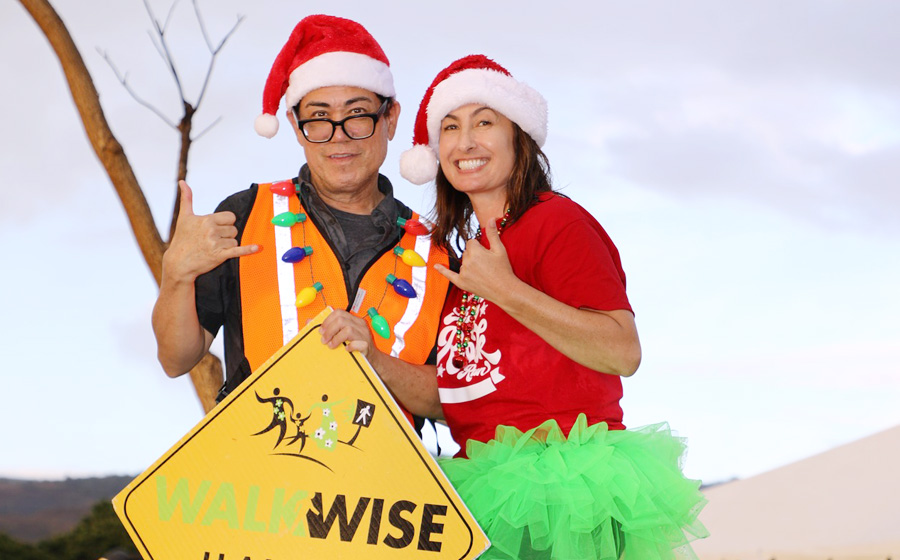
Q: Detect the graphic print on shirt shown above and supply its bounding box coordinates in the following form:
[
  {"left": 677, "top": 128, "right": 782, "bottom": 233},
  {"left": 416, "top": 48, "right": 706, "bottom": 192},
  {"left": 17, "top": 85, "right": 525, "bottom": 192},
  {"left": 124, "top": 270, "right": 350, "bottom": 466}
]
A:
[{"left": 436, "top": 298, "right": 505, "bottom": 403}]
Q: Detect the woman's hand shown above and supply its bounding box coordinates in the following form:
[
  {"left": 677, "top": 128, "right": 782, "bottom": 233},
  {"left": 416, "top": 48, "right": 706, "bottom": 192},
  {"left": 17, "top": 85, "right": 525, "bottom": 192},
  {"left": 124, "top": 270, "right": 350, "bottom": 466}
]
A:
[
  {"left": 434, "top": 221, "right": 518, "bottom": 304},
  {"left": 436, "top": 220, "right": 641, "bottom": 377}
]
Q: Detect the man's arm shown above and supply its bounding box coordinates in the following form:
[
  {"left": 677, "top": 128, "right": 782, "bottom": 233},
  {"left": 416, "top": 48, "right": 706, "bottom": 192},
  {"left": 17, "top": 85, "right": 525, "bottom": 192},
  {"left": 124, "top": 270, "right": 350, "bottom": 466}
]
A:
[
  {"left": 319, "top": 310, "right": 444, "bottom": 419},
  {"left": 366, "top": 352, "right": 443, "bottom": 420},
  {"left": 152, "top": 181, "right": 259, "bottom": 377},
  {"left": 152, "top": 264, "right": 216, "bottom": 377}
]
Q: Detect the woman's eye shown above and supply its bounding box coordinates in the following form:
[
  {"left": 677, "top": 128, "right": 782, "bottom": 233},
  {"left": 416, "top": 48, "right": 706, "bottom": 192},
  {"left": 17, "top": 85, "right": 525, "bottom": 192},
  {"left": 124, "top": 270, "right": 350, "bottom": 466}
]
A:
[
  {"left": 442, "top": 123, "right": 458, "bottom": 131},
  {"left": 478, "top": 119, "right": 492, "bottom": 126}
]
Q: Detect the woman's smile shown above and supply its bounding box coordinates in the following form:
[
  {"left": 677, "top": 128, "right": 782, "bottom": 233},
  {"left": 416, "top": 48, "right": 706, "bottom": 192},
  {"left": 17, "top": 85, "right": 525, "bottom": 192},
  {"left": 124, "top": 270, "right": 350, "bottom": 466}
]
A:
[
  {"left": 456, "top": 158, "right": 489, "bottom": 171},
  {"left": 439, "top": 104, "right": 516, "bottom": 199}
]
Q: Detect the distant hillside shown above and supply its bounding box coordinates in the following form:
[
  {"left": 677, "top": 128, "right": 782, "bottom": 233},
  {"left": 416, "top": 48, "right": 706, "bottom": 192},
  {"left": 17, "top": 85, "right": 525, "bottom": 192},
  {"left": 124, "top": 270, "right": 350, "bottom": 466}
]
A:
[
  {"left": 0, "top": 473, "right": 730, "bottom": 545},
  {"left": 0, "top": 476, "right": 134, "bottom": 543}
]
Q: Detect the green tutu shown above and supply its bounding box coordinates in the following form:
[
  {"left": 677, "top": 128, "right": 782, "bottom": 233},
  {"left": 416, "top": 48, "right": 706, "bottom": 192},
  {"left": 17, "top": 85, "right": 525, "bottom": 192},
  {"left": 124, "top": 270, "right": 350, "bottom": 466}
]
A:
[{"left": 439, "top": 415, "right": 708, "bottom": 559}]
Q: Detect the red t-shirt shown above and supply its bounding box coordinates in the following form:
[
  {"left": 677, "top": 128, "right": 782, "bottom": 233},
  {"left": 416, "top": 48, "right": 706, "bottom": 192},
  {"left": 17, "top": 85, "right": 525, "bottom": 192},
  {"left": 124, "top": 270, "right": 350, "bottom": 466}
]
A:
[{"left": 436, "top": 192, "right": 633, "bottom": 455}]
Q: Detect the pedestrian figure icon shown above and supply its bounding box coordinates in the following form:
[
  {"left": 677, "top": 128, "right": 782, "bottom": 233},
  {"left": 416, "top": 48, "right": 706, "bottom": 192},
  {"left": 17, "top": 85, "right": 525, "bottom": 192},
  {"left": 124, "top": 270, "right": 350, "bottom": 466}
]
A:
[
  {"left": 346, "top": 399, "right": 376, "bottom": 446},
  {"left": 354, "top": 399, "right": 375, "bottom": 426},
  {"left": 356, "top": 405, "right": 371, "bottom": 425}
]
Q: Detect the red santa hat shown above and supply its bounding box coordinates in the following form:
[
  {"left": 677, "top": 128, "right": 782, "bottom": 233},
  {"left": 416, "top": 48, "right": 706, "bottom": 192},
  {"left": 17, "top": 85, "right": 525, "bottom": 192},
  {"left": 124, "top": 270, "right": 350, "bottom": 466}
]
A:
[
  {"left": 399, "top": 54, "right": 548, "bottom": 185},
  {"left": 254, "top": 15, "right": 395, "bottom": 138}
]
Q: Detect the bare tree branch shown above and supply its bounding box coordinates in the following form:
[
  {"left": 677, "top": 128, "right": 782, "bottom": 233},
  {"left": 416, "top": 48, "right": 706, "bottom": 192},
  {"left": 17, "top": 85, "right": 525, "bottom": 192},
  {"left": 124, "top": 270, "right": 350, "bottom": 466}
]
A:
[
  {"left": 142, "top": 0, "right": 186, "bottom": 102},
  {"left": 98, "top": 0, "right": 241, "bottom": 240},
  {"left": 97, "top": 48, "right": 178, "bottom": 129},
  {"left": 213, "top": 15, "right": 244, "bottom": 54},
  {"left": 20, "top": 0, "right": 164, "bottom": 284},
  {"left": 162, "top": 0, "right": 181, "bottom": 34},
  {"left": 193, "top": 55, "right": 217, "bottom": 112},
  {"left": 192, "top": 0, "right": 243, "bottom": 54},
  {"left": 192, "top": 2, "right": 243, "bottom": 114},
  {"left": 146, "top": 29, "right": 167, "bottom": 63},
  {"left": 192, "top": 115, "right": 221, "bottom": 141},
  {"left": 192, "top": 0, "right": 214, "bottom": 52},
  {"left": 18, "top": 0, "right": 224, "bottom": 414}
]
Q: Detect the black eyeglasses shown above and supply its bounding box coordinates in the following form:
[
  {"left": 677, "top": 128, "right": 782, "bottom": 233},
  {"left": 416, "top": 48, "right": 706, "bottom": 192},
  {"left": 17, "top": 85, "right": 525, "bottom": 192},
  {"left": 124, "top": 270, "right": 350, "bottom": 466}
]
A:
[{"left": 294, "top": 99, "right": 389, "bottom": 143}]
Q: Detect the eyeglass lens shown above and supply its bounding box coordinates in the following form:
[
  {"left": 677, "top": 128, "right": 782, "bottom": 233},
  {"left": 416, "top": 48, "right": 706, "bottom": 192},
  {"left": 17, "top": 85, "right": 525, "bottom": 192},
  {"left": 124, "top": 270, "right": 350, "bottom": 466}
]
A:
[{"left": 302, "top": 116, "right": 376, "bottom": 142}]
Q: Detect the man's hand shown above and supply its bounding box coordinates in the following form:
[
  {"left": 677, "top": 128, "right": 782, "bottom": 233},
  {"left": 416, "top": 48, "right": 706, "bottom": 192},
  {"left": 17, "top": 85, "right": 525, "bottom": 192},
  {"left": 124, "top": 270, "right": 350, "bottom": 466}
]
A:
[
  {"left": 164, "top": 180, "right": 260, "bottom": 283},
  {"left": 320, "top": 309, "right": 378, "bottom": 362},
  {"left": 152, "top": 181, "right": 260, "bottom": 378},
  {"left": 319, "top": 309, "right": 443, "bottom": 419}
]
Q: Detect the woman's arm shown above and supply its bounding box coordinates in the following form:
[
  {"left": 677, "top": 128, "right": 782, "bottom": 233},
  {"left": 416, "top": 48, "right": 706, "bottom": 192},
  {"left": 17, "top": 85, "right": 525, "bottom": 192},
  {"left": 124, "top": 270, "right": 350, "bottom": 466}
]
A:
[{"left": 435, "top": 222, "right": 641, "bottom": 376}]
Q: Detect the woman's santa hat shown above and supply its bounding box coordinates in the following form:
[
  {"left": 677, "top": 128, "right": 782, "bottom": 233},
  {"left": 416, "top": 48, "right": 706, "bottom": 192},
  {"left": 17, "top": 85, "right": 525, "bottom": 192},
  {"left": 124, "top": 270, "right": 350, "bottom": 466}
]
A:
[
  {"left": 254, "top": 15, "right": 395, "bottom": 138},
  {"left": 399, "top": 54, "right": 548, "bottom": 185}
]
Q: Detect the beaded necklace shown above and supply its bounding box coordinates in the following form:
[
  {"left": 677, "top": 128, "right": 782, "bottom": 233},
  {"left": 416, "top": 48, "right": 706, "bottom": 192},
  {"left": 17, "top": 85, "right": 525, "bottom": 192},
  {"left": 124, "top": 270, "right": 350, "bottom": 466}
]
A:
[
  {"left": 451, "top": 209, "right": 511, "bottom": 368},
  {"left": 268, "top": 180, "right": 429, "bottom": 338}
]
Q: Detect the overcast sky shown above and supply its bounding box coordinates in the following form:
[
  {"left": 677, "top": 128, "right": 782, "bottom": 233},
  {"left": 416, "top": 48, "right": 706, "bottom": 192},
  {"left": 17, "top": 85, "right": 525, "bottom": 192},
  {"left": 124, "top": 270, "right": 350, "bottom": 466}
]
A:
[{"left": 2, "top": 0, "right": 898, "bottom": 485}]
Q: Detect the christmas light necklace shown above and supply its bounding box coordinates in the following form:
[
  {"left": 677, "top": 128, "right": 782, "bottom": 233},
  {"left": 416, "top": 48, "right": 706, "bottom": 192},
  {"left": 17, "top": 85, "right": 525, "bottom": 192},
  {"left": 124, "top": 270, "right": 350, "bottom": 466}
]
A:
[
  {"left": 451, "top": 209, "right": 511, "bottom": 368},
  {"left": 268, "top": 180, "right": 428, "bottom": 339}
]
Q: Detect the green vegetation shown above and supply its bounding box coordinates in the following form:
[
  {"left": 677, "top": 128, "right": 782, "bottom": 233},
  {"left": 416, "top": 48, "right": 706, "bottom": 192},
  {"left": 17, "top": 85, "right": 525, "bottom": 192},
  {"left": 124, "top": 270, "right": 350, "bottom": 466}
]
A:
[{"left": 0, "top": 501, "right": 137, "bottom": 560}]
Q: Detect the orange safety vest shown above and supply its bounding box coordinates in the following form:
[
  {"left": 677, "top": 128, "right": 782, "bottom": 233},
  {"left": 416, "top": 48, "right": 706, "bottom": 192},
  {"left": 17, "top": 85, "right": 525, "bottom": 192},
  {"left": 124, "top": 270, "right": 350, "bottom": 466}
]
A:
[{"left": 238, "top": 179, "right": 450, "bottom": 377}]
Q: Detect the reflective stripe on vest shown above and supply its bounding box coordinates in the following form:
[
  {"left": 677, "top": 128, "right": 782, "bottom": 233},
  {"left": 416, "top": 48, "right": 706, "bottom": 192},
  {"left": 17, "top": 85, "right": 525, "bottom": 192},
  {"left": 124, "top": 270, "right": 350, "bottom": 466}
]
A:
[
  {"left": 273, "top": 192, "right": 298, "bottom": 344},
  {"left": 239, "top": 180, "right": 449, "bottom": 373}
]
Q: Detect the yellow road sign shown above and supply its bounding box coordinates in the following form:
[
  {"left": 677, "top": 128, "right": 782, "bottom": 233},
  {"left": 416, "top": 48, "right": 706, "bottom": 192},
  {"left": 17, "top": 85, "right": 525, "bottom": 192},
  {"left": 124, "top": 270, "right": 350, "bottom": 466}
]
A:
[{"left": 114, "top": 308, "right": 489, "bottom": 560}]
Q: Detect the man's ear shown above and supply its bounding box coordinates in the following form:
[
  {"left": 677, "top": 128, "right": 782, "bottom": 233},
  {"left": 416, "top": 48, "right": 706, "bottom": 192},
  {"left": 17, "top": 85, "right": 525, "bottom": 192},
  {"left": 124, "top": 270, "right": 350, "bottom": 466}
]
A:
[
  {"left": 386, "top": 100, "right": 401, "bottom": 140},
  {"left": 286, "top": 107, "right": 306, "bottom": 144}
]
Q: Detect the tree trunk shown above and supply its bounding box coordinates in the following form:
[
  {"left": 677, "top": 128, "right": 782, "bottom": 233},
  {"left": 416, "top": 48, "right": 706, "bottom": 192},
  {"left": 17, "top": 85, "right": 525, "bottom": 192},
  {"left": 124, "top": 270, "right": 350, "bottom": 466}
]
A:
[{"left": 19, "top": 0, "right": 221, "bottom": 414}]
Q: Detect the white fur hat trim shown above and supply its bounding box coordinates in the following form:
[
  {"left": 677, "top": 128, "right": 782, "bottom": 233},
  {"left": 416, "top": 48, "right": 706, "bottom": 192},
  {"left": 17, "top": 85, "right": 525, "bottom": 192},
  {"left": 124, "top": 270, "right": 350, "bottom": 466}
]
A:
[
  {"left": 284, "top": 51, "right": 394, "bottom": 110},
  {"left": 425, "top": 68, "right": 548, "bottom": 151}
]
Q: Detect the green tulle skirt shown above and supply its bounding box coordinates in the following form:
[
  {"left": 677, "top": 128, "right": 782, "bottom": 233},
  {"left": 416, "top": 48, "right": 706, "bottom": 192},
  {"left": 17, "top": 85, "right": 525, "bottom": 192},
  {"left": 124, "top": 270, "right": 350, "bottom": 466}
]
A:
[{"left": 439, "top": 415, "right": 708, "bottom": 559}]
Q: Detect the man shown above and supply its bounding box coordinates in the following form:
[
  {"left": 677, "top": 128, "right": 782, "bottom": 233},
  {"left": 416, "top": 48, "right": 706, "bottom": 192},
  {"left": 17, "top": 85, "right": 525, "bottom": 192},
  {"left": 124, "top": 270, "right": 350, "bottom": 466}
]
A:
[{"left": 151, "top": 15, "right": 449, "bottom": 419}]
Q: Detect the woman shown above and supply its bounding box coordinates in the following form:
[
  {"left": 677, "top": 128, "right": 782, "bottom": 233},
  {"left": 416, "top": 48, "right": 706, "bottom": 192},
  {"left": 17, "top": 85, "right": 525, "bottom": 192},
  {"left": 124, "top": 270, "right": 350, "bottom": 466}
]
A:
[{"left": 323, "top": 55, "right": 707, "bottom": 559}]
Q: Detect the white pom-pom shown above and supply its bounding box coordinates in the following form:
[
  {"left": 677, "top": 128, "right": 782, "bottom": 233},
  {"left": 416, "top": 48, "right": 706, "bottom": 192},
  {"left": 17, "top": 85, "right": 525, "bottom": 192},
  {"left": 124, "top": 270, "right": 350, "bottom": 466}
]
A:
[
  {"left": 399, "top": 144, "right": 439, "bottom": 185},
  {"left": 254, "top": 113, "right": 279, "bottom": 138}
]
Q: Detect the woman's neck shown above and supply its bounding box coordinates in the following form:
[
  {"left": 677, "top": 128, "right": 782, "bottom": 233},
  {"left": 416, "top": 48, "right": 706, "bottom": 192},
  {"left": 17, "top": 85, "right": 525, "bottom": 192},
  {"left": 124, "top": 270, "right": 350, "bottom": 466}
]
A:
[{"left": 469, "top": 191, "right": 508, "bottom": 231}]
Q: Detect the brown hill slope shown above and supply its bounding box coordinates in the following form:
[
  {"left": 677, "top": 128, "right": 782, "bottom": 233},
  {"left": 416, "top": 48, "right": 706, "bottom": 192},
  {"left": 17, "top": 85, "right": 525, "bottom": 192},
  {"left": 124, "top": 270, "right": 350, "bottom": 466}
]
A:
[{"left": 0, "top": 476, "right": 133, "bottom": 543}]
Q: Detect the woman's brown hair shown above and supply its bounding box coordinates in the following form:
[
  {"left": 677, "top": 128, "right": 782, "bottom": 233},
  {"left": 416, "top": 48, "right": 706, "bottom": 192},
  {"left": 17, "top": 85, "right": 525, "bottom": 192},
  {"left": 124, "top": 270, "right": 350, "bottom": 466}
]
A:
[{"left": 430, "top": 122, "right": 553, "bottom": 255}]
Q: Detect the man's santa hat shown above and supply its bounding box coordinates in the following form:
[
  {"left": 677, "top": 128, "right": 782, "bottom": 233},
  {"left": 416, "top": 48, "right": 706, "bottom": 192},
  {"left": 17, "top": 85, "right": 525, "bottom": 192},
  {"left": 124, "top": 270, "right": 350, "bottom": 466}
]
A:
[
  {"left": 399, "top": 54, "right": 547, "bottom": 185},
  {"left": 254, "top": 15, "right": 395, "bottom": 138}
]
